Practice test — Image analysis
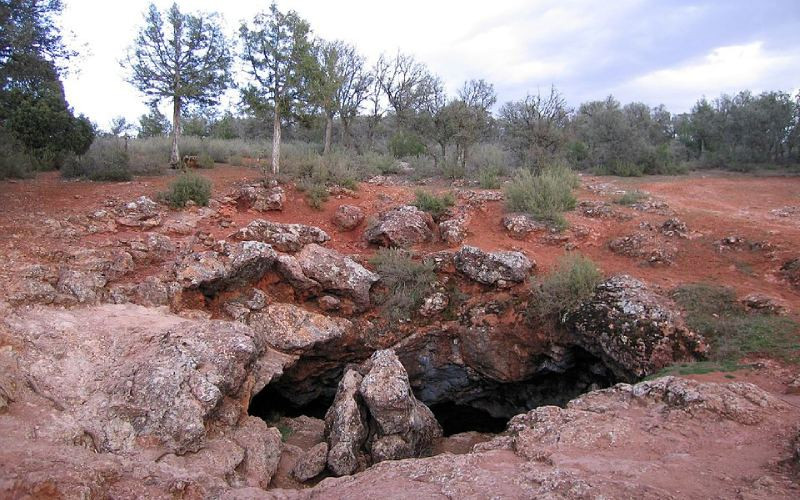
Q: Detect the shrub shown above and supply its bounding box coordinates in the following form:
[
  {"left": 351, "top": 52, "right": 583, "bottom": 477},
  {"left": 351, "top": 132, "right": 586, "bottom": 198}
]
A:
[
  {"left": 672, "top": 283, "right": 799, "bottom": 363},
  {"left": 528, "top": 254, "right": 603, "bottom": 324},
  {"left": 159, "top": 174, "right": 212, "bottom": 208},
  {"left": 593, "top": 161, "right": 645, "bottom": 177},
  {"left": 362, "top": 151, "right": 398, "bottom": 174},
  {"left": 196, "top": 152, "right": 215, "bottom": 169},
  {"left": 505, "top": 163, "right": 578, "bottom": 230},
  {"left": 614, "top": 190, "right": 647, "bottom": 206},
  {"left": 413, "top": 190, "right": 455, "bottom": 220},
  {"left": 0, "top": 132, "right": 35, "bottom": 179},
  {"left": 369, "top": 248, "right": 437, "bottom": 321},
  {"left": 468, "top": 143, "right": 511, "bottom": 177},
  {"left": 229, "top": 155, "right": 244, "bottom": 166},
  {"left": 61, "top": 139, "right": 132, "bottom": 182},
  {"left": 296, "top": 177, "right": 329, "bottom": 210},
  {"left": 389, "top": 131, "right": 426, "bottom": 158},
  {"left": 478, "top": 167, "right": 501, "bottom": 189}
]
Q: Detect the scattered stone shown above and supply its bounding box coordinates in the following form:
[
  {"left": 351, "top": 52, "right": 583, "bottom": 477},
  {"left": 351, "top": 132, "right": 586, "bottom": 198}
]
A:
[
  {"left": 578, "top": 200, "right": 630, "bottom": 220},
  {"left": 292, "top": 442, "right": 328, "bottom": 482},
  {"left": 296, "top": 244, "right": 379, "bottom": 309},
  {"left": 235, "top": 183, "right": 285, "bottom": 211},
  {"left": 232, "top": 219, "right": 330, "bottom": 252},
  {"left": 565, "top": 275, "right": 708, "bottom": 379},
  {"left": 660, "top": 218, "right": 688, "bottom": 238},
  {"left": 453, "top": 245, "right": 533, "bottom": 287},
  {"left": 780, "top": 258, "right": 800, "bottom": 288},
  {"left": 419, "top": 291, "right": 449, "bottom": 317},
  {"left": 363, "top": 205, "right": 436, "bottom": 247},
  {"left": 501, "top": 214, "right": 547, "bottom": 239},
  {"left": 716, "top": 235, "right": 747, "bottom": 251},
  {"left": 741, "top": 293, "right": 786, "bottom": 315},
  {"left": 608, "top": 233, "right": 676, "bottom": 265},
  {"left": 332, "top": 205, "right": 365, "bottom": 231},
  {"left": 769, "top": 206, "right": 800, "bottom": 217}
]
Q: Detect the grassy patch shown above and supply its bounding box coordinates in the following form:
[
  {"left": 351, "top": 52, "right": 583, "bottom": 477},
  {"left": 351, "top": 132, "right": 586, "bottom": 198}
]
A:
[
  {"left": 413, "top": 190, "right": 455, "bottom": 220},
  {"left": 158, "top": 174, "right": 212, "bottom": 208},
  {"left": 672, "top": 283, "right": 800, "bottom": 363},
  {"left": 296, "top": 177, "right": 329, "bottom": 210},
  {"left": 369, "top": 248, "right": 437, "bottom": 321},
  {"left": 505, "top": 163, "right": 579, "bottom": 230},
  {"left": 528, "top": 254, "right": 603, "bottom": 324},
  {"left": 61, "top": 140, "right": 133, "bottom": 182},
  {"left": 478, "top": 167, "right": 501, "bottom": 189},
  {"left": 614, "top": 190, "right": 647, "bottom": 206}
]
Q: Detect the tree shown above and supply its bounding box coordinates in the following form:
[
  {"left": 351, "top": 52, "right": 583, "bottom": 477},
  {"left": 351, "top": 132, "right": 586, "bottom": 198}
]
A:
[
  {"left": 110, "top": 116, "right": 134, "bottom": 137},
  {"left": 124, "top": 2, "right": 232, "bottom": 166},
  {"left": 500, "top": 86, "right": 569, "bottom": 168},
  {"left": 374, "top": 51, "right": 439, "bottom": 127},
  {"left": 240, "top": 2, "right": 316, "bottom": 175},
  {"left": 138, "top": 105, "right": 170, "bottom": 138},
  {"left": 0, "top": 0, "right": 94, "bottom": 169}
]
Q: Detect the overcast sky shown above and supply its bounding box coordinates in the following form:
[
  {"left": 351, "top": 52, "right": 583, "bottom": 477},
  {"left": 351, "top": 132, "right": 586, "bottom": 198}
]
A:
[{"left": 60, "top": 0, "right": 800, "bottom": 130}]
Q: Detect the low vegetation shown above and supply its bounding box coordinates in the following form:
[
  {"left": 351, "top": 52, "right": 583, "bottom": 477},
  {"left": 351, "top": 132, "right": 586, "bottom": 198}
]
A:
[
  {"left": 671, "top": 283, "right": 800, "bottom": 365},
  {"left": 413, "top": 190, "right": 455, "bottom": 220},
  {"left": 614, "top": 190, "right": 647, "bottom": 205},
  {"left": 369, "top": 248, "right": 437, "bottom": 321},
  {"left": 528, "top": 254, "right": 603, "bottom": 324},
  {"left": 61, "top": 140, "right": 133, "bottom": 182},
  {"left": 158, "top": 174, "right": 212, "bottom": 208},
  {"left": 505, "top": 163, "right": 579, "bottom": 229}
]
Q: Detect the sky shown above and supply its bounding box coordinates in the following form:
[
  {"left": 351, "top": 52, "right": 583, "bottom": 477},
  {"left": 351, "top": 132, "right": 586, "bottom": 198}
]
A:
[{"left": 60, "top": 0, "right": 800, "bottom": 130}]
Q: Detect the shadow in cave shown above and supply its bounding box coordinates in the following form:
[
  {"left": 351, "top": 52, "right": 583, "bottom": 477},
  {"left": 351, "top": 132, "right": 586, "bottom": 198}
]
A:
[
  {"left": 249, "top": 382, "right": 333, "bottom": 421},
  {"left": 428, "top": 402, "right": 508, "bottom": 436}
]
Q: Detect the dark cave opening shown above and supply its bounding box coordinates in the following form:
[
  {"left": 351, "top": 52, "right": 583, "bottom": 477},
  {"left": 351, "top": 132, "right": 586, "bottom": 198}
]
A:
[
  {"left": 428, "top": 402, "right": 509, "bottom": 436},
  {"left": 248, "top": 347, "right": 619, "bottom": 439}
]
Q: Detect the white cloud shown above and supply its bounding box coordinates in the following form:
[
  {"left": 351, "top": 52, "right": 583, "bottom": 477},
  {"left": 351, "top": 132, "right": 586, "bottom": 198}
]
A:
[{"left": 615, "top": 42, "right": 800, "bottom": 111}]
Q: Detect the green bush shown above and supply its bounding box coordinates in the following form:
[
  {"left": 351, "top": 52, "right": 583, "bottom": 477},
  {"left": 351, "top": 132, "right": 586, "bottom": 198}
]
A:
[
  {"left": 61, "top": 139, "right": 132, "bottom": 182},
  {"left": 369, "top": 248, "right": 437, "bottom": 321},
  {"left": 505, "top": 163, "right": 578, "bottom": 230},
  {"left": 614, "top": 190, "right": 647, "bottom": 205},
  {"left": 296, "top": 177, "right": 329, "bottom": 210},
  {"left": 159, "top": 174, "right": 212, "bottom": 208},
  {"left": 528, "top": 254, "right": 603, "bottom": 324},
  {"left": 413, "top": 190, "right": 455, "bottom": 220},
  {"left": 197, "top": 152, "right": 215, "bottom": 169},
  {"left": 468, "top": 143, "right": 510, "bottom": 177},
  {"left": 229, "top": 155, "right": 245, "bottom": 166},
  {"left": 389, "top": 131, "right": 426, "bottom": 158},
  {"left": 672, "top": 283, "right": 799, "bottom": 363},
  {"left": 593, "top": 161, "right": 645, "bottom": 177},
  {"left": 0, "top": 132, "right": 35, "bottom": 179},
  {"left": 362, "top": 151, "right": 398, "bottom": 174},
  {"left": 478, "top": 167, "right": 501, "bottom": 189}
]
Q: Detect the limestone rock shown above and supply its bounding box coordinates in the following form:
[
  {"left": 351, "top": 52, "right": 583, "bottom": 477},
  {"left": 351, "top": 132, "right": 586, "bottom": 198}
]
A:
[
  {"left": 364, "top": 205, "right": 436, "bottom": 247},
  {"left": 235, "top": 183, "right": 285, "bottom": 211},
  {"left": 296, "top": 244, "right": 378, "bottom": 309},
  {"left": 565, "top": 275, "right": 708, "bottom": 379},
  {"left": 453, "top": 245, "right": 533, "bottom": 287},
  {"left": 176, "top": 240, "right": 276, "bottom": 294},
  {"left": 248, "top": 303, "right": 351, "bottom": 354},
  {"left": 232, "top": 219, "right": 330, "bottom": 253},
  {"left": 274, "top": 254, "right": 322, "bottom": 295},
  {"left": 292, "top": 442, "right": 328, "bottom": 482},
  {"left": 439, "top": 212, "right": 469, "bottom": 246},
  {"left": 332, "top": 205, "right": 365, "bottom": 231},
  {"left": 325, "top": 369, "right": 368, "bottom": 476},
  {"left": 501, "top": 214, "right": 547, "bottom": 239}
]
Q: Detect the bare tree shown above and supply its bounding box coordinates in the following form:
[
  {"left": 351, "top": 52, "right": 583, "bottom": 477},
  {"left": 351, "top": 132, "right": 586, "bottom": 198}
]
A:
[
  {"left": 374, "top": 51, "right": 438, "bottom": 126},
  {"left": 124, "top": 2, "right": 232, "bottom": 167}
]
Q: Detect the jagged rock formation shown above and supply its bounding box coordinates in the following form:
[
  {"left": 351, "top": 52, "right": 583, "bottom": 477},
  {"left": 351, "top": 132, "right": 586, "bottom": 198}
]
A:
[
  {"left": 453, "top": 245, "right": 534, "bottom": 287},
  {"left": 175, "top": 240, "right": 276, "bottom": 294},
  {"left": 565, "top": 275, "right": 708, "bottom": 379},
  {"left": 364, "top": 205, "right": 436, "bottom": 247},
  {"left": 295, "top": 243, "right": 379, "bottom": 309},
  {"left": 232, "top": 219, "right": 330, "bottom": 252}
]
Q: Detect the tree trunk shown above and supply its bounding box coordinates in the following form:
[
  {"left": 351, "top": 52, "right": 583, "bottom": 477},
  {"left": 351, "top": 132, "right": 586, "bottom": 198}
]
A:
[
  {"left": 440, "top": 143, "right": 446, "bottom": 163},
  {"left": 170, "top": 97, "right": 181, "bottom": 167},
  {"left": 323, "top": 113, "right": 333, "bottom": 155},
  {"left": 271, "top": 104, "right": 281, "bottom": 176}
]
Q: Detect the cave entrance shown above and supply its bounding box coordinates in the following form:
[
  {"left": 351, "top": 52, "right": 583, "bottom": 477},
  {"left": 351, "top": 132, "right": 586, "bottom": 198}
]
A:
[
  {"left": 248, "top": 382, "right": 333, "bottom": 421},
  {"left": 428, "top": 402, "right": 508, "bottom": 436}
]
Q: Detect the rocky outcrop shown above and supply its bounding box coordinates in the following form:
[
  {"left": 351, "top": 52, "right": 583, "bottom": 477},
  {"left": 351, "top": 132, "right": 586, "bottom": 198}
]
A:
[
  {"left": 332, "top": 205, "right": 365, "bottom": 231},
  {"left": 175, "top": 240, "right": 276, "bottom": 294},
  {"left": 324, "top": 370, "right": 368, "bottom": 476},
  {"left": 364, "top": 205, "right": 436, "bottom": 247},
  {"left": 608, "top": 232, "right": 676, "bottom": 265},
  {"left": 359, "top": 350, "right": 443, "bottom": 462},
  {"left": 324, "top": 350, "right": 441, "bottom": 475},
  {"left": 296, "top": 244, "right": 378, "bottom": 309},
  {"left": 292, "top": 442, "right": 328, "bottom": 481},
  {"left": 232, "top": 219, "right": 330, "bottom": 252},
  {"left": 115, "top": 196, "right": 163, "bottom": 229},
  {"left": 234, "top": 182, "right": 285, "bottom": 211},
  {"left": 565, "top": 275, "right": 708, "bottom": 379},
  {"left": 501, "top": 213, "right": 547, "bottom": 239},
  {"left": 2, "top": 304, "right": 294, "bottom": 454},
  {"left": 248, "top": 303, "right": 352, "bottom": 354},
  {"left": 439, "top": 212, "right": 470, "bottom": 245},
  {"left": 453, "top": 245, "right": 533, "bottom": 287}
]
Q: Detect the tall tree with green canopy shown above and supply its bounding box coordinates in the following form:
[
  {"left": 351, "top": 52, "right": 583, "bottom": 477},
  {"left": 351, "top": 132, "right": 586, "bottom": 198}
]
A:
[
  {"left": 240, "top": 2, "right": 316, "bottom": 175},
  {"left": 124, "top": 2, "right": 232, "bottom": 167}
]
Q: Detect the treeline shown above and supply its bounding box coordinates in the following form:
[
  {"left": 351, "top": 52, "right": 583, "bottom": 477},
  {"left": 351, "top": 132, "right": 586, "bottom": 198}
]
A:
[{"left": 2, "top": 1, "right": 799, "bottom": 181}]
